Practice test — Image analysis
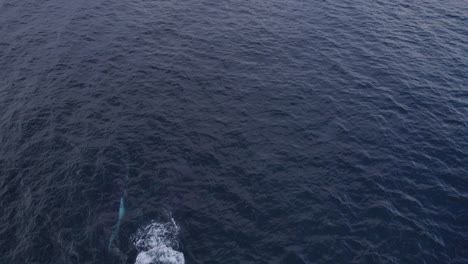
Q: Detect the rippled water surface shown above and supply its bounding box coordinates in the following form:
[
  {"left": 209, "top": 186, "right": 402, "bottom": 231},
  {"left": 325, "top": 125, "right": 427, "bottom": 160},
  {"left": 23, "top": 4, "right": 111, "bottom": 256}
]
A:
[{"left": 0, "top": 0, "right": 467, "bottom": 263}]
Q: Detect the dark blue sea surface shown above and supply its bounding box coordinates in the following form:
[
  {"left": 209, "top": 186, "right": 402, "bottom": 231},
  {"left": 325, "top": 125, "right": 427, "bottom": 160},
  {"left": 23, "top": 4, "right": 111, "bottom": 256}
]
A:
[{"left": 0, "top": 0, "right": 467, "bottom": 263}]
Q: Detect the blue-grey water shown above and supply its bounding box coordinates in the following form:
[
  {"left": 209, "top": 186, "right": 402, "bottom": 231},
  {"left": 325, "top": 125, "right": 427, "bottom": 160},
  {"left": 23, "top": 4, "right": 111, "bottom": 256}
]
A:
[{"left": 0, "top": 0, "right": 467, "bottom": 263}]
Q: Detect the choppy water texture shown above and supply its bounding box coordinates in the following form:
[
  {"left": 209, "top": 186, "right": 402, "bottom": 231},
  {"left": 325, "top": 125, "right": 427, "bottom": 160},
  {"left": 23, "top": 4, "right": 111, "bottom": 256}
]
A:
[{"left": 0, "top": 0, "right": 467, "bottom": 263}]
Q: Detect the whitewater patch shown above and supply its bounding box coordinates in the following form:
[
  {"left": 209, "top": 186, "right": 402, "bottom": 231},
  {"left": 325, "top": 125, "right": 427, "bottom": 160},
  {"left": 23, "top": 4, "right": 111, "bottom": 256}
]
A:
[{"left": 132, "top": 219, "right": 185, "bottom": 264}]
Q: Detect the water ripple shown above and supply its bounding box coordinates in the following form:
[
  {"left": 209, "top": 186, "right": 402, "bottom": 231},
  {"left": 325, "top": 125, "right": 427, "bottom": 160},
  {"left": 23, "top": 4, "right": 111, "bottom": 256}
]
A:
[{"left": 0, "top": 0, "right": 467, "bottom": 263}]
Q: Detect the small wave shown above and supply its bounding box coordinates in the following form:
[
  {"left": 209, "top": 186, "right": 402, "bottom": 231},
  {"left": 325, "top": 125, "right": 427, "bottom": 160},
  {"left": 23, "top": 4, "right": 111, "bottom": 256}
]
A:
[{"left": 132, "top": 219, "right": 185, "bottom": 264}]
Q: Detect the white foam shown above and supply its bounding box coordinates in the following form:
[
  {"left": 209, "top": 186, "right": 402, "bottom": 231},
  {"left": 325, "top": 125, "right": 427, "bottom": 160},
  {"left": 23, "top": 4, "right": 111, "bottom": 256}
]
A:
[{"left": 133, "top": 219, "right": 185, "bottom": 264}]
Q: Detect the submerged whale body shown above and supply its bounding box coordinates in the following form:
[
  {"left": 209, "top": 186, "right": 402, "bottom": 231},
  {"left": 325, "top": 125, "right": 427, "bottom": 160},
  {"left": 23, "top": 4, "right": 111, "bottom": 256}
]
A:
[
  {"left": 135, "top": 245, "right": 184, "bottom": 264},
  {"left": 106, "top": 246, "right": 128, "bottom": 263},
  {"left": 108, "top": 196, "right": 126, "bottom": 250}
]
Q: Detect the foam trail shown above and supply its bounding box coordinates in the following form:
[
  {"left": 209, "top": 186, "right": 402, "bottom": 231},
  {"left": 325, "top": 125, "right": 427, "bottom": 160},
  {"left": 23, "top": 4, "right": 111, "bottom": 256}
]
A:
[{"left": 132, "top": 219, "right": 185, "bottom": 264}]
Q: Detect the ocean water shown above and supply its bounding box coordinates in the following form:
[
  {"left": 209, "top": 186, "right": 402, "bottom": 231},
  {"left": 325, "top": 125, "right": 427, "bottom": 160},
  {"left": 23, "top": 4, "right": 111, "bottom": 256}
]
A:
[{"left": 0, "top": 0, "right": 467, "bottom": 263}]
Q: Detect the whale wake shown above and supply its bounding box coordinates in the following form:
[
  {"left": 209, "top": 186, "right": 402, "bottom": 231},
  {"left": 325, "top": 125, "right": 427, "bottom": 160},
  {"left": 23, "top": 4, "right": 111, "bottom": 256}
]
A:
[{"left": 132, "top": 219, "right": 185, "bottom": 264}]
